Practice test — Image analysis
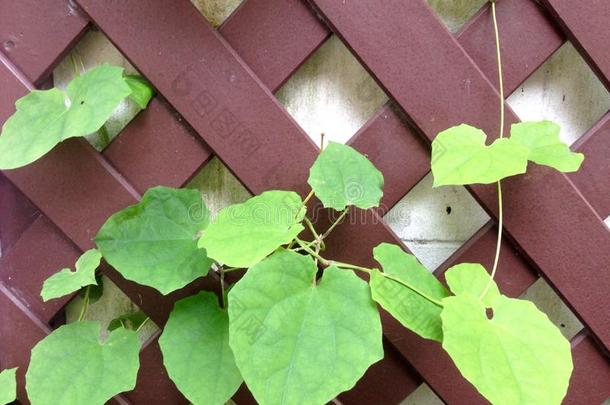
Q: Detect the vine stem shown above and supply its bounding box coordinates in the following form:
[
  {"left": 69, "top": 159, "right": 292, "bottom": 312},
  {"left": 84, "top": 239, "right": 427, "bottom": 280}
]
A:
[
  {"left": 294, "top": 239, "right": 443, "bottom": 307},
  {"left": 321, "top": 208, "right": 349, "bottom": 240},
  {"left": 78, "top": 286, "right": 91, "bottom": 322},
  {"left": 481, "top": 0, "right": 504, "bottom": 299},
  {"left": 136, "top": 317, "right": 151, "bottom": 333}
]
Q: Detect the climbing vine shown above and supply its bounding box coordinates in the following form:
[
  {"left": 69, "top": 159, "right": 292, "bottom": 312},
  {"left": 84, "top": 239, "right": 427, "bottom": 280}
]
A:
[{"left": 0, "top": 2, "right": 582, "bottom": 404}]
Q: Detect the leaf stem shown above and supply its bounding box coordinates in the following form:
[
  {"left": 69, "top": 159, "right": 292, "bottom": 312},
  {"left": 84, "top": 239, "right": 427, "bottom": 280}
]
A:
[
  {"left": 321, "top": 208, "right": 349, "bottom": 240},
  {"left": 303, "top": 217, "right": 325, "bottom": 251},
  {"left": 481, "top": 0, "right": 504, "bottom": 300},
  {"left": 135, "top": 317, "right": 150, "bottom": 333},
  {"left": 294, "top": 239, "right": 443, "bottom": 307},
  {"left": 78, "top": 286, "right": 90, "bottom": 322}
]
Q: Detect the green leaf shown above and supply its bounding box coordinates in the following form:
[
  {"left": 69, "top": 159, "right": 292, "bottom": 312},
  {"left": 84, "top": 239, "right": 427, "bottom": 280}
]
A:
[
  {"left": 108, "top": 310, "right": 148, "bottom": 332},
  {"left": 431, "top": 124, "right": 529, "bottom": 186},
  {"left": 0, "top": 64, "right": 131, "bottom": 169},
  {"left": 95, "top": 186, "right": 212, "bottom": 295},
  {"left": 0, "top": 368, "right": 17, "bottom": 405},
  {"left": 159, "top": 292, "right": 242, "bottom": 405},
  {"left": 26, "top": 321, "right": 140, "bottom": 405},
  {"left": 308, "top": 141, "right": 384, "bottom": 210},
  {"left": 228, "top": 249, "right": 383, "bottom": 404},
  {"left": 125, "top": 75, "right": 155, "bottom": 109},
  {"left": 444, "top": 263, "right": 500, "bottom": 307},
  {"left": 82, "top": 274, "right": 104, "bottom": 304},
  {"left": 510, "top": 121, "right": 584, "bottom": 172},
  {"left": 41, "top": 249, "right": 102, "bottom": 302},
  {"left": 441, "top": 294, "right": 573, "bottom": 405},
  {"left": 370, "top": 243, "right": 449, "bottom": 341},
  {"left": 198, "top": 191, "right": 305, "bottom": 268}
]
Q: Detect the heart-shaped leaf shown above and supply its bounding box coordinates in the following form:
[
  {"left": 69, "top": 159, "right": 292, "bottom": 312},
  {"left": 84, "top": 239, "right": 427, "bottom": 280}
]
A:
[
  {"left": 199, "top": 191, "right": 305, "bottom": 268},
  {"left": 370, "top": 243, "right": 449, "bottom": 341},
  {"left": 159, "top": 292, "right": 242, "bottom": 405},
  {"left": 95, "top": 186, "right": 212, "bottom": 295},
  {"left": 441, "top": 294, "right": 573, "bottom": 405},
  {"left": 510, "top": 121, "right": 584, "bottom": 172},
  {"left": 41, "top": 249, "right": 102, "bottom": 302},
  {"left": 308, "top": 142, "right": 384, "bottom": 210},
  {"left": 431, "top": 124, "right": 529, "bottom": 186},
  {"left": 0, "top": 368, "right": 17, "bottom": 405},
  {"left": 228, "top": 249, "right": 383, "bottom": 404},
  {"left": 26, "top": 321, "right": 140, "bottom": 405},
  {"left": 0, "top": 64, "right": 131, "bottom": 169},
  {"left": 444, "top": 263, "right": 500, "bottom": 307}
]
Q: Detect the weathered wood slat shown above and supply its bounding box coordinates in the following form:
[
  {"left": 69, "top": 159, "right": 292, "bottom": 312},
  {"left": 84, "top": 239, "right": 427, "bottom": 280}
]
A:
[{"left": 540, "top": 0, "right": 610, "bottom": 89}]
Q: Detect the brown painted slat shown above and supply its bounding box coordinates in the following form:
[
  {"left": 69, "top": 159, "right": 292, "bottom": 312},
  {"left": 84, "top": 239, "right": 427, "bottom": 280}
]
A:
[
  {"left": 102, "top": 98, "right": 213, "bottom": 194},
  {"left": 540, "top": 0, "right": 610, "bottom": 89},
  {"left": 457, "top": 0, "right": 564, "bottom": 94},
  {"left": 0, "top": 287, "right": 48, "bottom": 403},
  {"left": 0, "top": 217, "right": 80, "bottom": 322},
  {"left": 0, "top": 0, "right": 88, "bottom": 84},
  {"left": 310, "top": 0, "right": 610, "bottom": 353},
  {"left": 565, "top": 333, "right": 610, "bottom": 404},
  {"left": 219, "top": 0, "right": 330, "bottom": 93},
  {"left": 570, "top": 112, "right": 610, "bottom": 219},
  {"left": 0, "top": 173, "right": 39, "bottom": 256}
]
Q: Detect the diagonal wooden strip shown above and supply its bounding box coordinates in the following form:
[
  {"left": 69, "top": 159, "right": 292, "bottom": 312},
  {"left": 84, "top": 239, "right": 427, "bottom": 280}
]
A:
[
  {"left": 0, "top": 0, "right": 89, "bottom": 84},
  {"left": 310, "top": 0, "right": 610, "bottom": 353},
  {"left": 566, "top": 332, "right": 610, "bottom": 404},
  {"left": 570, "top": 112, "right": 610, "bottom": 219},
  {"left": 540, "top": 0, "right": 610, "bottom": 89},
  {"left": 457, "top": 0, "right": 564, "bottom": 95},
  {"left": 220, "top": 0, "right": 330, "bottom": 93}
]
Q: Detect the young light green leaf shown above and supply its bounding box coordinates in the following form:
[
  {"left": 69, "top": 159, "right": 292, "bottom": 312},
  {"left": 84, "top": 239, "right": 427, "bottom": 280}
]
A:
[
  {"left": 308, "top": 141, "right": 384, "bottom": 210},
  {"left": 0, "top": 64, "right": 132, "bottom": 170},
  {"left": 95, "top": 186, "right": 212, "bottom": 295},
  {"left": 0, "top": 368, "right": 17, "bottom": 405},
  {"left": 159, "top": 292, "right": 242, "bottom": 405},
  {"left": 41, "top": 249, "right": 102, "bottom": 302},
  {"left": 431, "top": 124, "right": 529, "bottom": 186},
  {"left": 108, "top": 310, "right": 148, "bottom": 332},
  {"left": 510, "top": 121, "right": 584, "bottom": 172},
  {"left": 441, "top": 295, "right": 573, "bottom": 405},
  {"left": 370, "top": 243, "right": 449, "bottom": 341},
  {"left": 26, "top": 321, "right": 140, "bottom": 405},
  {"left": 198, "top": 191, "right": 305, "bottom": 268},
  {"left": 125, "top": 75, "right": 155, "bottom": 109},
  {"left": 228, "top": 249, "right": 383, "bottom": 405},
  {"left": 444, "top": 263, "right": 500, "bottom": 307}
]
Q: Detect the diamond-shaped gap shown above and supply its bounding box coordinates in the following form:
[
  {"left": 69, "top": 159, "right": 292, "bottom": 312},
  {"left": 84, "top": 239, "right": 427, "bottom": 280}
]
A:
[
  {"left": 275, "top": 35, "right": 389, "bottom": 145},
  {"left": 190, "top": 0, "right": 244, "bottom": 27},
  {"left": 507, "top": 42, "right": 610, "bottom": 145},
  {"left": 186, "top": 156, "right": 252, "bottom": 219},
  {"left": 384, "top": 174, "right": 490, "bottom": 271},
  {"left": 64, "top": 275, "right": 159, "bottom": 344},
  {"left": 519, "top": 278, "right": 583, "bottom": 341},
  {"left": 400, "top": 383, "right": 444, "bottom": 405},
  {"left": 426, "top": 0, "right": 487, "bottom": 33},
  {"left": 53, "top": 29, "right": 146, "bottom": 151}
]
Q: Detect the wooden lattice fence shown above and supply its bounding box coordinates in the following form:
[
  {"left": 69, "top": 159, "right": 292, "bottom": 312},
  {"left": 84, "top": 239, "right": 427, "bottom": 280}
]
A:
[{"left": 0, "top": 0, "right": 609, "bottom": 403}]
